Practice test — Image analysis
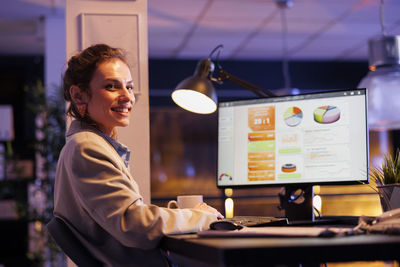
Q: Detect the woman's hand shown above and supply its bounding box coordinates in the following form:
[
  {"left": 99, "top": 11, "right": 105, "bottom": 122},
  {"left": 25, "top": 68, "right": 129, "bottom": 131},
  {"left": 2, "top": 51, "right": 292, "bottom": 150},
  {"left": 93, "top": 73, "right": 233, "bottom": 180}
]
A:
[{"left": 194, "top": 202, "right": 224, "bottom": 219}]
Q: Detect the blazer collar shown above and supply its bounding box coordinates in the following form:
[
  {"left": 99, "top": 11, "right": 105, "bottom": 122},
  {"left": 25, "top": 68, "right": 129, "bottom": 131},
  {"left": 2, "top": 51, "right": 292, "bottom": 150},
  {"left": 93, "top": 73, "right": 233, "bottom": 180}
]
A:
[
  {"left": 66, "top": 120, "right": 131, "bottom": 169},
  {"left": 66, "top": 120, "right": 99, "bottom": 138}
]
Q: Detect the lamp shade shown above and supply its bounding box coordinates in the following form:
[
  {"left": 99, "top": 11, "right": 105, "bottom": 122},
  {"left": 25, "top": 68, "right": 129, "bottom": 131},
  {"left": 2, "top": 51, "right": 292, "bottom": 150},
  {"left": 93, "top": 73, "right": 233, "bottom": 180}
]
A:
[
  {"left": 359, "top": 35, "right": 400, "bottom": 131},
  {"left": 172, "top": 59, "right": 218, "bottom": 114}
]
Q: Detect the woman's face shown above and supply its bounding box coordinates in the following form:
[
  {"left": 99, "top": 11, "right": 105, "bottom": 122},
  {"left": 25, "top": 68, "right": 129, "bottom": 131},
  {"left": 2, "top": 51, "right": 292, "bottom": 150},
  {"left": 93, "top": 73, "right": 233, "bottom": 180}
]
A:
[{"left": 87, "top": 59, "right": 135, "bottom": 136}]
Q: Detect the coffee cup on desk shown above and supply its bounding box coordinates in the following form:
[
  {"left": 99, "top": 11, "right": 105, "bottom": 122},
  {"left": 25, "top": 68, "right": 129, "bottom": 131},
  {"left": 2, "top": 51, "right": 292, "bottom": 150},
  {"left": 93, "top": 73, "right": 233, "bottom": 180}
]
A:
[{"left": 167, "top": 195, "right": 203, "bottom": 209}]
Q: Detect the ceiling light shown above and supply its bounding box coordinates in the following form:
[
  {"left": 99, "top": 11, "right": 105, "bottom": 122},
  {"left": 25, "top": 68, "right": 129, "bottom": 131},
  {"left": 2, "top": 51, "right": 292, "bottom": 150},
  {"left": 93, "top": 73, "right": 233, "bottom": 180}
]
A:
[
  {"left": 358, "top": 1, "right": 400, "bottom": 131},
  {"left": 359, "top": 36, "right": 400, "bottom": 130}
]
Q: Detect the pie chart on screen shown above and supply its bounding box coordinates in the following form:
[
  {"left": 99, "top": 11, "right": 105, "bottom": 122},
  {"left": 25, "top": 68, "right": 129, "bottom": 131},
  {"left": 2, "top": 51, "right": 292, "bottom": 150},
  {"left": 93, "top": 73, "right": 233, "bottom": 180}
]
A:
[
  {"left": 283, "top": 106, "right": 303, "bottom": 127},
  {"left": 313, "top": 105, "right": 340, "bottom": 124}
]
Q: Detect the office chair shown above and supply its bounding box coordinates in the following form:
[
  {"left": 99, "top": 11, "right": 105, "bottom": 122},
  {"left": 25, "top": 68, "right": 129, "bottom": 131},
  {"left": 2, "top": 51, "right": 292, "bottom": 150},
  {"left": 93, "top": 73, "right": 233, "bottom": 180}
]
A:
[{"left": 46, "top": 217, "right": 103, "bottom": 267}]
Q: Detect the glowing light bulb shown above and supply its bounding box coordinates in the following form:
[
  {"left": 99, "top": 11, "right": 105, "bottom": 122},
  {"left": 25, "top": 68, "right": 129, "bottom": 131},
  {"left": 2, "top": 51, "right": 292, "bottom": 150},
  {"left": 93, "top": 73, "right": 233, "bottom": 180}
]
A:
[
  {"left": 224, "top": 188, "right": 233, "bottom": 197},
  {"left": 225, "top": 198, "right": 234, "bottom": 218},
  {"left": 171, "top": 89, "right": 217, "bottom": 114},
  {"left": 313, "top": 195, "right": 322, "bottom": 214}
]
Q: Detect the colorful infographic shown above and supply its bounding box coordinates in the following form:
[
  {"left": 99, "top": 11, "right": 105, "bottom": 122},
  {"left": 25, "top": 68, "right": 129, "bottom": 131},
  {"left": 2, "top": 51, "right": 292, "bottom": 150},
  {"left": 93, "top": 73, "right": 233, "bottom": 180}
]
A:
[
  {"left": 248, "top": 106, "right": 275, "bottom": 131},
  {"left": 247, "top": 106, "right": 276, "bottom": 181},
  {"left": 313, "top": 105, "right": 340, "bottom": 124},
  {"left": 283, "top": 106, "right": 303, "bottom": 127},
  {"left": 219, "top": 173, "right": 232, "bottom": 182},
  {"left": 217, "top": 90, "right": 367, "bottom": 187},
  {"left": 281, "top": 163, "right": 296, "bottom": 173}
]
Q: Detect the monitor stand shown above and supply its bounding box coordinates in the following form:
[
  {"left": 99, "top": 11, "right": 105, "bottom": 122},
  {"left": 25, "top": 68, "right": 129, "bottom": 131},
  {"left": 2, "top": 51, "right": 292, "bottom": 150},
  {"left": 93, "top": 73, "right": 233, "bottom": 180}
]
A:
[
  {"left": 278, "top": 185, "right": 360, "bottom": 226},
  {"left": 278, "top": 185, "right": 314, "bottom": 222}
]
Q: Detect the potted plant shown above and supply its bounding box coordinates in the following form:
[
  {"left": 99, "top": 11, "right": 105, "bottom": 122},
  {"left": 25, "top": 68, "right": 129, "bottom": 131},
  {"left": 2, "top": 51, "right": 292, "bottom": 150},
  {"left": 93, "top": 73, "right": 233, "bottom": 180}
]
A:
[{"left": 370, "top": 149, "right": 400, "bottom": 212}]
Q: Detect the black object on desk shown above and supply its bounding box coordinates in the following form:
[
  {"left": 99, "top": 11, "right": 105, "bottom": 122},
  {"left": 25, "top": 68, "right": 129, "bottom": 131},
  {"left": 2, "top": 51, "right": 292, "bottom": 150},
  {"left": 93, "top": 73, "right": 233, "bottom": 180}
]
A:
[
  {"left": 211, "top": 216, "right": 289, "bottom": 230},
  {"left": 161, "top": 233, "right": 400, "bottom": 266},
  {"left": 210, "top": 220, "right": 244, "bottom": 230},
  {"left": 210, "top": 215, "right": 359, "bottom": 232},
  {"left": 288, "top": 215, "right": 361, "bottom": 226}
]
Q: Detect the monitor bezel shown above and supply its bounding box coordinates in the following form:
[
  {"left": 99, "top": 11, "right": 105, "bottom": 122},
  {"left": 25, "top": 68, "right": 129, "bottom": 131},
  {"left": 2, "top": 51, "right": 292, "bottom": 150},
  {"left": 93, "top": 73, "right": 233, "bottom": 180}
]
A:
[{"left": 216, "top": 88, "right": 369, "bottom": 189}]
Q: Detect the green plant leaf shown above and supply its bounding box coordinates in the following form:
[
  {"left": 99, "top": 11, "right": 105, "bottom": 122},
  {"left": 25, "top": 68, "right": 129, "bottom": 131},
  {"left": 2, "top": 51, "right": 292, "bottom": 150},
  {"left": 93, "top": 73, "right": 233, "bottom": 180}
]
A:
[{"left": 371, "top": 149, "right": 400, "bottom": 185}]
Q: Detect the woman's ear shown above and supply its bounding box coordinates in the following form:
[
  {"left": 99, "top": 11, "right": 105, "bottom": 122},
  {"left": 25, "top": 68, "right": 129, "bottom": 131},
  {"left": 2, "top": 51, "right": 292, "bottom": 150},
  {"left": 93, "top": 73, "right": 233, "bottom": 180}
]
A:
[{"left": 70, "top": 85, "right": 88, "bottom": 104}]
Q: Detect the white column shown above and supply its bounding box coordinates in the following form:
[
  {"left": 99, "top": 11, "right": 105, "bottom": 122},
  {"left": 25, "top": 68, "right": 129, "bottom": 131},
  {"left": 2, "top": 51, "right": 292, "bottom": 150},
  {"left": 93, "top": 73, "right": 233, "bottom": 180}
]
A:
[
  {"left": 66, "top": 0, "right": 150, "bottom": 203},
  {"left": 45, "top": 16, "right": 66, "bottom": 93}
]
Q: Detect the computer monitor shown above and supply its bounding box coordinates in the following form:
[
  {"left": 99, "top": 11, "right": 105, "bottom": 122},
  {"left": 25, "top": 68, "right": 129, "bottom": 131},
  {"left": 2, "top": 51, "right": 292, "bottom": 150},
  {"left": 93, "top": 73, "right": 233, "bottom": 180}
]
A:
[{"left": 217, "top": 89, "right": 369, "bottom": 221}]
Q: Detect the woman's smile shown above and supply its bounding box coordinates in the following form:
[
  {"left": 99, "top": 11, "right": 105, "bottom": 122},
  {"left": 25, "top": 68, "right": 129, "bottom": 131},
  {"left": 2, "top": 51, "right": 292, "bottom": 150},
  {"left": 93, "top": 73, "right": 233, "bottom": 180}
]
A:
[{"left": 111, "top": 103, "right": 132, "bottom": 114}]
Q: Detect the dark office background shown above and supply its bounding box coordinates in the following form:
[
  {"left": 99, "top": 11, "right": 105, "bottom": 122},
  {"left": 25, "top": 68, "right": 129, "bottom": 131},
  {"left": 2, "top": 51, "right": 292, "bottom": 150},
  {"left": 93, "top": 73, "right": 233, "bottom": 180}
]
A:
[
  {"left": 6, "top": 56, "right": 400, "bottom": 208},
  {"left": 1, "top": 56, "right": 372, "bottom": 160}
]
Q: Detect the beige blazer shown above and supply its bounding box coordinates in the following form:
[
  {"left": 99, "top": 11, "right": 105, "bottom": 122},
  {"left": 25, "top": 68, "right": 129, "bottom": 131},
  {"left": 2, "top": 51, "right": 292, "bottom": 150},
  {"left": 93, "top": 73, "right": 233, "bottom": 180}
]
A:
[{"left": 53, "top": 120, "right": 218, "bottom": 266}]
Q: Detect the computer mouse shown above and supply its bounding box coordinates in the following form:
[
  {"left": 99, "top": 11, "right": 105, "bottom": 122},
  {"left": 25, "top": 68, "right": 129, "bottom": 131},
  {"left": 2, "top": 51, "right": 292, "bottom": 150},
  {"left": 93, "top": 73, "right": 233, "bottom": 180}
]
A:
[{"left": 209, "top": 220, "right": 244, "bottom": 231}]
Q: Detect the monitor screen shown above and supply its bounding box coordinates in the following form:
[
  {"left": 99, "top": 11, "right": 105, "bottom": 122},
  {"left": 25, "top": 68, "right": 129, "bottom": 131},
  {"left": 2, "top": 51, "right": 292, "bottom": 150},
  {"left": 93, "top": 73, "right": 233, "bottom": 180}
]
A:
[{"left": 217, "top": 89, "right": 368, "bottom": 188}]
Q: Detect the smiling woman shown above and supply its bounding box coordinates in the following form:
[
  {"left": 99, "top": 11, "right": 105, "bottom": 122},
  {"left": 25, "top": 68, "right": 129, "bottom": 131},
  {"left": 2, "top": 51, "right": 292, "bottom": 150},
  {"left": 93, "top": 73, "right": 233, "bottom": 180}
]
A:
[
  {"left": 63, "top": 44, "right": 134, "bottom": 138},
  {"left": 80, "top": 59, "right": 135, "bottom": 136},
  {"left": 52, "top": 44, "right": 223, "bottom": 267}
]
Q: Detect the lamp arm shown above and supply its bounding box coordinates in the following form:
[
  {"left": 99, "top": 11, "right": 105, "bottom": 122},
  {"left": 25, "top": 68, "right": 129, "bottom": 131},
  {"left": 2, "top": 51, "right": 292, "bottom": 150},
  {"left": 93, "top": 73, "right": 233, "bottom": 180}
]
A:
[{"left": 216, "top": 69, "right": 276, "bottom": 97}]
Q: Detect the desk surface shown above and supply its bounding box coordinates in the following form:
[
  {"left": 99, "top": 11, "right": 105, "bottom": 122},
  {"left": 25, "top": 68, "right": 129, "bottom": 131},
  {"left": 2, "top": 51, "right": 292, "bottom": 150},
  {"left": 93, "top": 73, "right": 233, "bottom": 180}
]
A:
[{"left": 161, "top": 233, "right": 400, "bottom": 266}]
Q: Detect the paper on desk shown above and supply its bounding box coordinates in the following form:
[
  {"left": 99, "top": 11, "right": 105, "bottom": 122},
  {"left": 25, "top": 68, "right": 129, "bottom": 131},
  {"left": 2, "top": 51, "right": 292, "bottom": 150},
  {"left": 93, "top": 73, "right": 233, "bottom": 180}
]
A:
[{"left": 198, "top": 226, "right": 349, "bottom": 238}]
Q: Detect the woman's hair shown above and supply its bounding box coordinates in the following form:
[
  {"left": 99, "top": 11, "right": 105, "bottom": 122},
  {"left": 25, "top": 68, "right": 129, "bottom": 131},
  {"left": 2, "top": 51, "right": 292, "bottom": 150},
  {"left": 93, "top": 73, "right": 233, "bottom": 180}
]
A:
[{"left": 63, "top": 44, "right": 128, "bottom": 121}]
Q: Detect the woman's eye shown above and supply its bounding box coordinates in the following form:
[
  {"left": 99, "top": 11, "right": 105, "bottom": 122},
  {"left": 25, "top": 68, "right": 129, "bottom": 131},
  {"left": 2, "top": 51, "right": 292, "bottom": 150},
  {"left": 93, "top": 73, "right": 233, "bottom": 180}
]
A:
[
  {"left": 105, "top": 84, "right": 116, "bottom": 90},
  {"left": 127, "top": 85, "right": 134, "bottom": 91},
  {"left": 105, "top": 83, "right": 120, "bottom": 90}
]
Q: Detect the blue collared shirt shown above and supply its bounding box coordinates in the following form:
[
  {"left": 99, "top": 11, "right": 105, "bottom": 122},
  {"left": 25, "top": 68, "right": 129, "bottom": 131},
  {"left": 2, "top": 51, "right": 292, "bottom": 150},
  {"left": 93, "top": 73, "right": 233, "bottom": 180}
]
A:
[
  {"left": 100, "top": 133, "right": 131, "bottom": 169},
  {"left": 69, "top": 120, "right": 132, "bottom": 169}
]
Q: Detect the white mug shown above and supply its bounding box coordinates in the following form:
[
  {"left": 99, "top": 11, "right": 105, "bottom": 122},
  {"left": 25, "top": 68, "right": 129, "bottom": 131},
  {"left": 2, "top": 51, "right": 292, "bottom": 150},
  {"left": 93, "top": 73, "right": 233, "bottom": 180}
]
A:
[{"left": 167, "top": 195, "right": 203, "bottom": 209}]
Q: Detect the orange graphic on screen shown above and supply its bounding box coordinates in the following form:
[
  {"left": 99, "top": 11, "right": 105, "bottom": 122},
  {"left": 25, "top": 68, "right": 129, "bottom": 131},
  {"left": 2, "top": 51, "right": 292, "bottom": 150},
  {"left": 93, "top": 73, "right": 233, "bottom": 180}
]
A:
[
  {"left": 248, "top": 151, "right": 275, "bottom": 161},
  {"left": 248, "top": 171, "right": 275, "bottom": 181},
  {"left": 247, "top": 105, "right": 276, "bottom": 182},
  {"left": 281, "top": 163, "right": 296, "bottom": 173},
  {"left": 248, "top": 106, "right": 275, "bottom": 131},
  {"left": 248, "top": 161, "right": 275, "bottom": 171},
  {"left": 248, "top": 132, "right": 275, "bottom": 141}
]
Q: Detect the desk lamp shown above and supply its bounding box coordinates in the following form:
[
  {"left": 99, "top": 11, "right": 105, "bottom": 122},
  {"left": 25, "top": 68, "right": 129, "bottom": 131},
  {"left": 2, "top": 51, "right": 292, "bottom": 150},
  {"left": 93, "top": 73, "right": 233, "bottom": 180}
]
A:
[
  {"left": 171, "top": 45, "right": 276, "bottom": 114},
  {"left": 172, "top": 0, "right": 294, "bottom": 114}
]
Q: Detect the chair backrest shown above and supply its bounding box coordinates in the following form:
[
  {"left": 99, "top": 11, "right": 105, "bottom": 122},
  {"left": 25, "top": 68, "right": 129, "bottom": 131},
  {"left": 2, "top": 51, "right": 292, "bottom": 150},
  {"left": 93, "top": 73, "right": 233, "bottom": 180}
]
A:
[{"left": 46, "top": 217, "right": 103, "bottom": 267}]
